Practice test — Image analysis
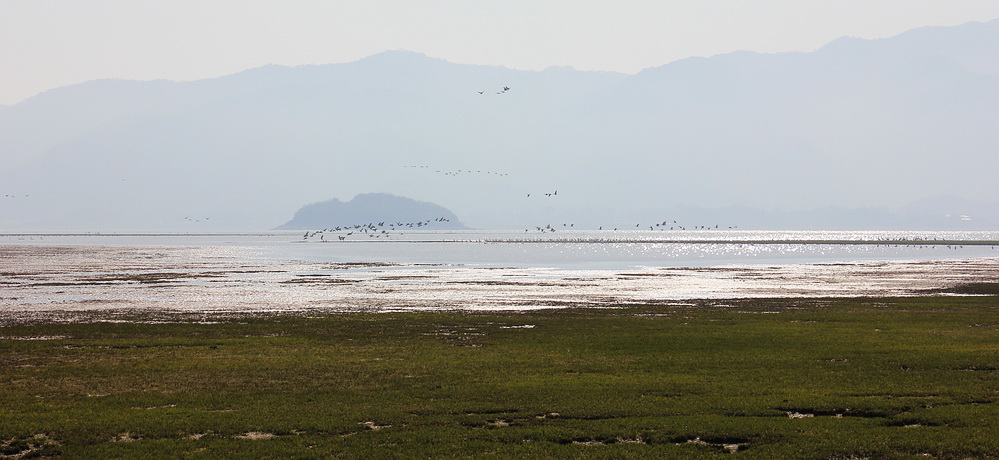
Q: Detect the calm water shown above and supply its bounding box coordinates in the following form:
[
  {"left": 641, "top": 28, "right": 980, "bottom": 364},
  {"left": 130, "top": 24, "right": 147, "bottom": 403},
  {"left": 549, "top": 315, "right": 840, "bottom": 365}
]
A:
[
  {"left": 2, "top": 230, "right": 998, "bottom": 318},
  {"left": 3, "top": 229, "right": 999, "bottom": 268}
]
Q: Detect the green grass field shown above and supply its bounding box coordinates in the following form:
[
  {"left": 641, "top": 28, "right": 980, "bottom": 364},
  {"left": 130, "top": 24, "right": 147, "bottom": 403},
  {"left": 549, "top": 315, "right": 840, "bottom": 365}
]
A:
[{"left": 2, "top": 295, "right": 997, "bottom": 458}]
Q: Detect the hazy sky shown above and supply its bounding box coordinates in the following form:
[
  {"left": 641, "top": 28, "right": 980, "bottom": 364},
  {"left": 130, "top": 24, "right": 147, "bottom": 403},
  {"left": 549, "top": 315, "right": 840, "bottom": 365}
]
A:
[{"left": 2, "top": 0, "right": 999, "bottom": 106}]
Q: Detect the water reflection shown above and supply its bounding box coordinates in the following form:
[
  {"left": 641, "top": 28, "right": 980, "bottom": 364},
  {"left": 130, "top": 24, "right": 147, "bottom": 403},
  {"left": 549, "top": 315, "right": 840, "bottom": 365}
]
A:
[{"left": 1, "top": 232, "right": 997, "bottom": 321}]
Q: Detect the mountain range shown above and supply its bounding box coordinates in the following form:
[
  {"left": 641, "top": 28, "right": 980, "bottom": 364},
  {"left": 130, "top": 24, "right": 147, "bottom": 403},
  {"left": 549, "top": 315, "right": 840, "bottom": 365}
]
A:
[{"left": 1, "top": 19, "right": 997, "bottom": 231}]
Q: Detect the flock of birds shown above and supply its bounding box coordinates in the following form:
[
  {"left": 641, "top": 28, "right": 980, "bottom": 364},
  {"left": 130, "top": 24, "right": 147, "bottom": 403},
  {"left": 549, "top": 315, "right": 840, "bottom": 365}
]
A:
[
  {"left": 6, "top": 82, "right": 743, "bottom": 236},
  {"left": 478, "top": 86, "right": 511, "bottom": 95},
  {"left": 403, "top": 165, "right": 564, "bottom": 199},
  {"left": 525, "top": 221, "right": 736, "bottom": 234},
  {"left": 300, "top": 217, "right": 737, "bottom": 242},
  {"left": 301, "top": 217, "right": 453, "bottom": 241},
  {"left": 404, "top": 165, "right": 509, "bottom": 178},
  {"left": 526, "top": 190, "right": 559, "bottom": 198},
  {"left": 397, "top": 120, "right": 742, "bottom": 237}
]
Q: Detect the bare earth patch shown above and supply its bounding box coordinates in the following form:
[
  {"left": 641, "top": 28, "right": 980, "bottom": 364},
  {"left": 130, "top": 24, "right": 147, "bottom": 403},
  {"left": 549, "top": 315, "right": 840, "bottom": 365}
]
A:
[
  {"left": 236, "top": 432, "right": 276, "bottom": 440},
  {"left": 360, "top": 421, "right": 391, "bottom": 431}
]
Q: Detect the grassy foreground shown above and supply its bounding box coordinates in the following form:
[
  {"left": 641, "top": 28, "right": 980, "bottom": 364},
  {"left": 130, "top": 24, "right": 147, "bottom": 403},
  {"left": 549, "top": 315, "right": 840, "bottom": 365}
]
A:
[{"left": 2, "top": 296, "right": 998, "bottom": 459}]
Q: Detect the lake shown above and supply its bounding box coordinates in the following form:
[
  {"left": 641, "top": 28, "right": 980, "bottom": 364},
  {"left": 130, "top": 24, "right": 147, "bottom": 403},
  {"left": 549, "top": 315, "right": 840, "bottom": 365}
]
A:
[{"left": 2, "top": 230, "right": 998, "bottom": 320}]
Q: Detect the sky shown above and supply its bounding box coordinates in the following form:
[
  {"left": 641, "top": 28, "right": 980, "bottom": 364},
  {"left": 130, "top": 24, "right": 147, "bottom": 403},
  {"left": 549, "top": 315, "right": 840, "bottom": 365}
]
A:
[{"left": 2, "top": 1, "right": 999, "bottom": 106}]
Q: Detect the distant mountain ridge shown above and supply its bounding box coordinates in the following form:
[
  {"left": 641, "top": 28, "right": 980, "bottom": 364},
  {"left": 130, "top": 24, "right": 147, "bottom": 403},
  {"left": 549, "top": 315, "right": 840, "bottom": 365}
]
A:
[{"left": 0, "top": 19, "right": 997, "bottom": 231}]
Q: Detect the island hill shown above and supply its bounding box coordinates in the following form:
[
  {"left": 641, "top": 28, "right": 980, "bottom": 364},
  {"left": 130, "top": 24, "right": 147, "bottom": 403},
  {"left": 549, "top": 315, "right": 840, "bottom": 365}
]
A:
[{"left": 276, "top": 193, "right": 467, "bottom": 231}]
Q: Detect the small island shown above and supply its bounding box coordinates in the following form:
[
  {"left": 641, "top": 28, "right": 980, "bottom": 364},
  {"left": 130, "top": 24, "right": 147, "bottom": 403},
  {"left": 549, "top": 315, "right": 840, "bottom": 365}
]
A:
[{"left": 276, "top": 193, "right": 467, "bottom": 230}]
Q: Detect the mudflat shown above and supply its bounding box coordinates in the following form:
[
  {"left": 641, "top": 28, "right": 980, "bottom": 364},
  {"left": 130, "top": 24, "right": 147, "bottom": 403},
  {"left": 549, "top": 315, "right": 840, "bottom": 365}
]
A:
[{"left": 3, "top": 244, "right": 999, "bottom": 321}]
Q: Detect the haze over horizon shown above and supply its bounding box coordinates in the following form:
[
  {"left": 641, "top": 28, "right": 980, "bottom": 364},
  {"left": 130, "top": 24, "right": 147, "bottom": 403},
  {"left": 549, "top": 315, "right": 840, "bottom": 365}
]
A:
[
  {"left": 3, "top": 1, "right": 999, "bottom": 105},
  {"left": 1, "top": 6, "right": 998, "bottom": 232}
]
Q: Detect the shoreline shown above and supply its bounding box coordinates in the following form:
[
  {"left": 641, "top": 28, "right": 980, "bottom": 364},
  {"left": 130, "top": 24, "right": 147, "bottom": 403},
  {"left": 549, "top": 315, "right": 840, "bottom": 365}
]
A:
[
  {"left": 2, "top": 243, "right": 998, "bottom": 322},
  {"left": 5, "top": 231, "right": 999, "bottom": 246},
  {"left": 2, "top": 288, "right": 995, "bottom": 326}
]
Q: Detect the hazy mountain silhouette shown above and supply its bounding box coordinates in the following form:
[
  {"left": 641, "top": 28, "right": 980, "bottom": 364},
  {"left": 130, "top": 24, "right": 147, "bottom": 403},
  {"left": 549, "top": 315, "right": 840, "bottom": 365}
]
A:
[
  {"left": 0, "top": 20, "right": 996, "bottom": 231},
  {"left": 277, "top": 193, "right": 466, "bottom": 230}
]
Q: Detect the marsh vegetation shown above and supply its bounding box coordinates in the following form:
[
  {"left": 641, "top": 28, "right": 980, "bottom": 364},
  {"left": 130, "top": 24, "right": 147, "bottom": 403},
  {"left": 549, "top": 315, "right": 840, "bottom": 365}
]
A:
[{"left": 1, "top": 294, "right": 997, "bottom": 458}]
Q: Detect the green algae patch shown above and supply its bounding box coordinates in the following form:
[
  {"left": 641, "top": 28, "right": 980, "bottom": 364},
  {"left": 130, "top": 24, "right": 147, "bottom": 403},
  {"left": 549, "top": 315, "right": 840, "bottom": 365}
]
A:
[{"left": 1, "top": 297, "right": 997, "bottom": 458}]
